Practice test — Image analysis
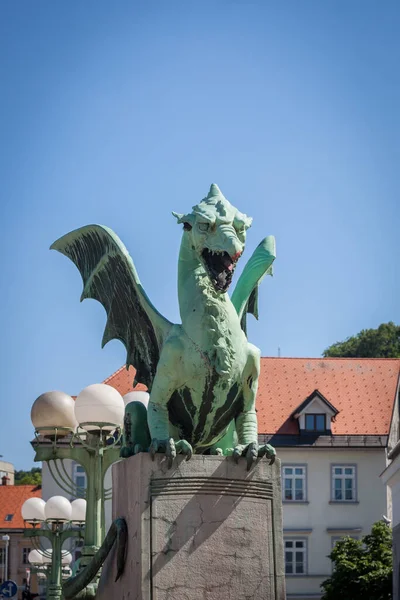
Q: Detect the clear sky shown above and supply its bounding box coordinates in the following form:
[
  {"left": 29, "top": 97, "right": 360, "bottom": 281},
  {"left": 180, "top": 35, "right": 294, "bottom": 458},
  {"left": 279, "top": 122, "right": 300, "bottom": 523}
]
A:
[{"left": 0, "top": 1, "right": 399, "bottom": 469}]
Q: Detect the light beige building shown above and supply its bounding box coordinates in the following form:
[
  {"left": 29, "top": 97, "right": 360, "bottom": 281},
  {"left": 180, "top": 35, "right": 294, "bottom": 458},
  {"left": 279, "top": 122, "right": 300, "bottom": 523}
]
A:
[
  {"left": 40, "top": 357, "right": 400, "bottom": 600},
  {"left": 0, "top": 460, "right": 15, "bottom": 486}
]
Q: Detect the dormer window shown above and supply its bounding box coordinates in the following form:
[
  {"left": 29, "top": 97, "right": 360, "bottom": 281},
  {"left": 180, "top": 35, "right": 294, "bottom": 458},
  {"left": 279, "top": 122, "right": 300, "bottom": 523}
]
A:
[
  {"left": 305, "top": 414, "right": 326, "bottom": 432},
  {"left": 291, "top": 389, "right": 339, "bottom": 435}
]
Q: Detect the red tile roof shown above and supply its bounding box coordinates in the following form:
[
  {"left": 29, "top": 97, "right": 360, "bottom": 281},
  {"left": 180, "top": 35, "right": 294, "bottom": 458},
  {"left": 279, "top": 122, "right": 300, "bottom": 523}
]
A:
[
  {"left": 103, "top": 366, "right": 147, "bottom": 396},
  {"left": 104, "top": 358, "right": 400, "bottom": 437},
  {"left": 0, "top": 485, "right": 41, "bottom": 529},
  {"left": 257, "top": 358, "right": 400, "bottom": 435}
]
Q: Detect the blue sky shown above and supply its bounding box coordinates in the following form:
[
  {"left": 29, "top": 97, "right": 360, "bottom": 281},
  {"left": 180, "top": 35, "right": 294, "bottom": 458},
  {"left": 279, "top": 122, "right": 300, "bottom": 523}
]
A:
[{"left": 0, "top": 1, "right": 399, "bottom": 469}]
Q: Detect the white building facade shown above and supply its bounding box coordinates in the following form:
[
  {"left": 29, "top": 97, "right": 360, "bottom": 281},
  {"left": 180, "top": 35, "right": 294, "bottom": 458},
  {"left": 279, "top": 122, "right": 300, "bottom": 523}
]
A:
[{"left": 276, "top": 443, "right": 388, "bottom": 599}]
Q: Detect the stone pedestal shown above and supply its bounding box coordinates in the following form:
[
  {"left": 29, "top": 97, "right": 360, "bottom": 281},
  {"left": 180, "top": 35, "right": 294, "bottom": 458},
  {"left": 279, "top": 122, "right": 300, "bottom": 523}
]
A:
[{"left": 97, "top": 454, "right": 285, "bottom": 600}]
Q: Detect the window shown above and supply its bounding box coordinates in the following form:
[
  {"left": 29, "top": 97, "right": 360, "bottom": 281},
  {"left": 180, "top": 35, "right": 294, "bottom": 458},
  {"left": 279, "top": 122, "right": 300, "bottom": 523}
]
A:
[
  {"left": 331, "top": 465, "right": 356, "bottom": 501},
  {"left": 285, "top": 538, "right": 307, "bottom": 575},
  {"left": 0, "top": 548, "right": 4, "bottom": 565},
  {"left": 22, "top": 548, "right": 30, "bottom": 564},
  {"left": 305, "top": 414, "right": 326, "bottom": 431},
  {"left": 282, "top": 465, "right": 306, "bottom": 501},
  {"left": 4, "top": 514, "right": 13, "bottom": 522},
  {"left": 73, "top": 463, "right": 87, "bottom": 491}
]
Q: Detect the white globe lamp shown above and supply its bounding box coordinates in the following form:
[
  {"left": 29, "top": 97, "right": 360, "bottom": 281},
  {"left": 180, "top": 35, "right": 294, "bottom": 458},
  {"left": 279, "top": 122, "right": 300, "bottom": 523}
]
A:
[
  {"left": 22, "top": 497, "right": 46, "bottom": 523},
  {"left": 71, "top": 498, "right": 86, "bottom": 524},
  {"left": 74, "top": 384, "right": 124, "bottom": 432},
  {"left": 44, "top": 496, "right": 72, "bottom": 522},
  {"left": 61, "top": 551, "right": 73, "bottom": 566},
  {"left": 123, "top": 391, "right": 150, "bottom": 408},
  {"left": 42, "top": 549, "right": 52, "bottom": 565},
  {"left": 28, "top": 549, "right": 44, "bottom": 565},
  {"left": 31, "top": 391, "right": 78, "bottom": 438}
]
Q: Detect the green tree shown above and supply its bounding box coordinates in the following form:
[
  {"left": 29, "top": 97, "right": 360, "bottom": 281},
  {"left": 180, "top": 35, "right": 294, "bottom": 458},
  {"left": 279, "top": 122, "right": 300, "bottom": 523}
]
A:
[
  {"left": 323, "top": 322, "right": 400, "bottom": 358},
  {"left": 14, "top": 467, "right": 42, "bottom": 486},
  {"left": 321, "top": 521, "right": 392, "bottom": 600}
]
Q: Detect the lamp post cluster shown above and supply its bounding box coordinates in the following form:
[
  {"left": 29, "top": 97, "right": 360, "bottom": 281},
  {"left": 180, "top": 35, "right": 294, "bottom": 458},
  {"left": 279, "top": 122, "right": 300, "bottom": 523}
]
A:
[
  {"left": 27, "top": 382, "right": 149, "bottom": 598},
  {"left": 22, "top": 496, "right": 86, "bottom": 600},
  {"left": 28, "top": 547, "right": 72, "bottom": 578}
]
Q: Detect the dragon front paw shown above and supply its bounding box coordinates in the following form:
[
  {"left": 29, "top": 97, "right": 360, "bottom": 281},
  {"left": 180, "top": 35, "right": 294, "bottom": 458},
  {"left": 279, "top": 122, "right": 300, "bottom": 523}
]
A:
[
  {"left": 233, "top": 442, "right": 276, "bottom": 470},
  {"left": 258, "top": 443, "right": 276, "bottom": 465},
  {"left": 150, "top": 437, "right": 193, "bottom": 468},
  {"left": 233, "top": 442, "right": 258, "bottom": 471},
  {"left": 210, "top": 447, "right": 224, "bottom": 456}
]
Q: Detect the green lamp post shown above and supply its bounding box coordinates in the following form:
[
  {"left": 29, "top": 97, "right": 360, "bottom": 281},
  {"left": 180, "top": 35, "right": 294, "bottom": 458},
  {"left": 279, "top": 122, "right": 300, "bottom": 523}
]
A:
[
  {"left": 29, "top": 384, "right": 126, "bottom": 583},
  {"left": 27, "top": 548, "right": 74, "bottom": 598},
  {"left": 22, "top": 496, "right": 85, "bottom": 600}
]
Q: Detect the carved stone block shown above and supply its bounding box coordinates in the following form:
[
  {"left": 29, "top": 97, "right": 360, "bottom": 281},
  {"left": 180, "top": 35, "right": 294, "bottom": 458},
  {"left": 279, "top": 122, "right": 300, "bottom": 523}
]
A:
[{"left": 97, "top": 454, "right": 285, "bottom": 600}]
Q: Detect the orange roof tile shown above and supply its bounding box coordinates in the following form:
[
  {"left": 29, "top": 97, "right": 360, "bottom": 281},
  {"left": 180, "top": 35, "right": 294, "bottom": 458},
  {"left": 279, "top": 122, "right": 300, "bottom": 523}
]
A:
[
  {"left": 0, "top": 485, "right": 41, "bottom": 529},
  {"left": 103, "top": 366, "right": 147, "bottom": 396},
  {"left": 257, "top": 358, "right": 400, "bottom": 435},
  {"left": 104, "top": 358, "right": 400, "bottom": 437}
]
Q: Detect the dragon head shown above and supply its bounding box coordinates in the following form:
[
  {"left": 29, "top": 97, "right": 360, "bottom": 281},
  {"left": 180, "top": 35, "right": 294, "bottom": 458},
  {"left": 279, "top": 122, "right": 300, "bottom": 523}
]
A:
[{"left": 173, "top": 184, "right": 252, "bottom": 293}]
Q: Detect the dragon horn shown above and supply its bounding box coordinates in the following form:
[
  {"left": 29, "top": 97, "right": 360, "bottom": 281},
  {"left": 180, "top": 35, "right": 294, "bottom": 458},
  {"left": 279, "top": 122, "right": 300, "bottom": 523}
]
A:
[
  {"left": 172, "top": 211, "right": 184, "bottom": 222},
  {"left": 208, "top": 183, "right": 222, "bottom": 198}
]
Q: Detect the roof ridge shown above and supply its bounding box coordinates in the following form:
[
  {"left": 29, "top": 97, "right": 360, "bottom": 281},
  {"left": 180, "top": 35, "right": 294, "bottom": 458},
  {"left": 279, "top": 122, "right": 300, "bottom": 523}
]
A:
[{"left": 103, "top": 365, "right": 127, "bottom": 384}]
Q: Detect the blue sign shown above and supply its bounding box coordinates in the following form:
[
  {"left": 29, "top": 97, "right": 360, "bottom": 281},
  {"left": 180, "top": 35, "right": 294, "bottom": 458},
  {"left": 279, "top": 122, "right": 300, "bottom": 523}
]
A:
[{"left": 0, "top": 580, "right": 18, "bottom": 598}]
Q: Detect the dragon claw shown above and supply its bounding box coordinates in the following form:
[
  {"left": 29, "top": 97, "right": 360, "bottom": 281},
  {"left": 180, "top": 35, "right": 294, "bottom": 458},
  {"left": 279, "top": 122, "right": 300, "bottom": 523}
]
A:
[
  {"left": 233, "top": 442, "right": 276, "bottom": 469},
  {"left": 233, "top": 442, "right": 258, "bottom": 470},
  {"left": 210, "top": 447, "right": 224, "bottom": 456},
  {"left": 233, "top": 446, "right": 242, "bottom": 464},
  {"left": 166, "top": 438, "right": 176, "bottom": 469},
  {"left": 150, "top": 437, "right": 192, "bottom": 468},
  {"left": 246, "top": 442, "right": 258, "bottom": 471},
  {"left": 176, "top": 439, "right": 193, "bottom": 461},
  {"left": 258, "top": 443, "right": 276, "bottom": 465}
]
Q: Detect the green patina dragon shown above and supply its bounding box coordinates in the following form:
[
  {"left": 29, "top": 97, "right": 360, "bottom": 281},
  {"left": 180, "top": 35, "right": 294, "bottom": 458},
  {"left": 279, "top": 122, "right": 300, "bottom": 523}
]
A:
[{"left": 52, "top": 184, "right": 276, "bottom": 470}]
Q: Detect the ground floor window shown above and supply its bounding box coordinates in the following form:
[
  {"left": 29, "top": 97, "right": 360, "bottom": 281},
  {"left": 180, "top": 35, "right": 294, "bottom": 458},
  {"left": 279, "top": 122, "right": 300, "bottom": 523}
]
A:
[{"left": 284, "top": 538, "right": 307, "bottom": 575}]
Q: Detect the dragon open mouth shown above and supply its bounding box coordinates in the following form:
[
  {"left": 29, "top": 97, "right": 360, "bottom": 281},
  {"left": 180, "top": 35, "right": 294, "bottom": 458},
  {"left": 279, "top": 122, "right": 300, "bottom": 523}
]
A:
[{"left": 201, "top": 248, "right": 238, "bottom": 292}]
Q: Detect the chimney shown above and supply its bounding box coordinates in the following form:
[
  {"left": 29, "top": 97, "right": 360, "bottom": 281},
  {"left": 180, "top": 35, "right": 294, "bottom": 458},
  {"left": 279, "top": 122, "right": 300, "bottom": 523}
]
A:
[{"left": 2, "top": 475, "right": 10, "bottom": 486}]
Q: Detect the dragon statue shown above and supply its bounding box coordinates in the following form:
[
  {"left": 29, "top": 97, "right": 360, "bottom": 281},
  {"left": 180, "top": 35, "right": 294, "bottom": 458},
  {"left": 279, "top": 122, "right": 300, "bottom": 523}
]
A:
[{"left": 52, "top": 183, "right": 276, "bottom": 471}]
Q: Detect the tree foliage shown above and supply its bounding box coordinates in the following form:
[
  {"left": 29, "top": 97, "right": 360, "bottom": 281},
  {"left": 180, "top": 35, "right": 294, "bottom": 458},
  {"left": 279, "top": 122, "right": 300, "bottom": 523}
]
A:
[
  {"left": 321, "top": 521, "right": 392, "bottom": 600},
  {"left": 15, "top": 467, "right": 42, "bottom": 486},
  {"left": 323, "top": 322, "right": 400, "bottom": 358}
]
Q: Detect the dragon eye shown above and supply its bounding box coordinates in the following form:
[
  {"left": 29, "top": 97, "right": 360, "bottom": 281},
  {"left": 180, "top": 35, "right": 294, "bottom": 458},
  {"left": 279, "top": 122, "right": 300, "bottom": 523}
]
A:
[
  {"left": 183, "top": 222, "right": 192, "bottom": 231},
  {"left": 198, "top": 223, "right": 209, "bottom": 232}
]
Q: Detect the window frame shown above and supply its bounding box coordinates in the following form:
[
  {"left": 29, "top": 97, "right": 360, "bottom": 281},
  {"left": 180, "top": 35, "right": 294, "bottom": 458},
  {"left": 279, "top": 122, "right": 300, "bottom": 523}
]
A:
[
  {"left": 22, "top": 547, "right": 30, "bottom": 565},
  {"left": 304, "top": 413, "right": 326, "bottom": 432},
  {"left": 73, "top": 462, "right": 87, "bottom": 493},
  {"left": 281, "top": 464, "right": 308, "bottom": 503},
  {"left": 330, "top": 464, "right": 357, "bottom": 503},
  {"left": 284, "top": 537, "right": 308, "bottom": 576}
]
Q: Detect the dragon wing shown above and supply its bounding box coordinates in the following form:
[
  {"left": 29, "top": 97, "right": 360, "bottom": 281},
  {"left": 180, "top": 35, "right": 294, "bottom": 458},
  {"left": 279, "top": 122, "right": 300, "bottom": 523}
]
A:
[
  {"left": 230, "top": 236, "right": 276, "bottom": 335},
  {"left": 51, "top": 225, "right": 173, "bottom": 389}
]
